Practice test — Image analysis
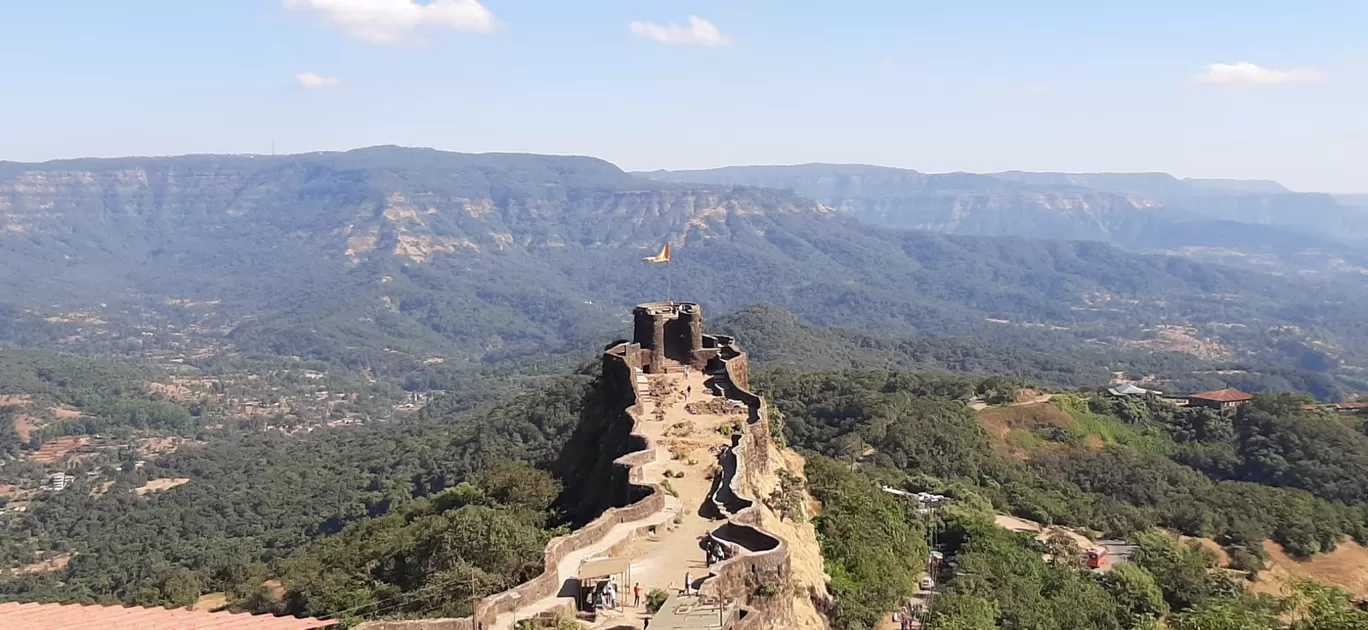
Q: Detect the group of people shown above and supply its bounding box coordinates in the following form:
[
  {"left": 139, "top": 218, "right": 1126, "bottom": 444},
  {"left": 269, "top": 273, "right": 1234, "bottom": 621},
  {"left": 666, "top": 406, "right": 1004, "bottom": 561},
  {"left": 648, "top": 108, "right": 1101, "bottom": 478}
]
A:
[
  {"left": 892, "top": 605, "right": 925, "bottom": 630},
  {"left": 591, "top": 578, "right": 645, "bottom": 611},
  {"left": 592, "top": 577, "right": 619, "bottom": 610},
  {"left": 703, "top": 538, "right": 733, "bottom": 566}
]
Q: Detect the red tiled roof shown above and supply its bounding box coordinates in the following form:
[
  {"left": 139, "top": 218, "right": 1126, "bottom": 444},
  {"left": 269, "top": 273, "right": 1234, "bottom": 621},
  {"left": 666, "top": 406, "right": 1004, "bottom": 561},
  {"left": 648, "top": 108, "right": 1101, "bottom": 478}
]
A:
[
  {"left": 1188, "top": 388, "right": 1254, "bottom": 403},
  {"left": 0, "top": 601, "right": 336, "bottom": 630}
]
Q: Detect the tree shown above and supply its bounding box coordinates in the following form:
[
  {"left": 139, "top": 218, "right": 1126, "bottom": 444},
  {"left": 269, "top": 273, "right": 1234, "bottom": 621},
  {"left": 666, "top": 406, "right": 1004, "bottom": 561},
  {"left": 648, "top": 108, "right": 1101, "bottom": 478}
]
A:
[
  {"left": 1100, "top": 563, "right": 1169, "bottom": 629},
  {"left": 1043, "top": 530, "right": 1086, "bottom": 570},
  {"left": 929, "top": 594, "right": 998, "bottom": 630}
]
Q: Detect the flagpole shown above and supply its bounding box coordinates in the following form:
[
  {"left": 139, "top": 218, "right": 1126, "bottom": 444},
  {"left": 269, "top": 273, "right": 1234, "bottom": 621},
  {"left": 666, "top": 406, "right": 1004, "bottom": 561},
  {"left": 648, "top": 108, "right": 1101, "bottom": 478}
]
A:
[{"left": 668, "top": 257, "right": 673, "bottom": 304}]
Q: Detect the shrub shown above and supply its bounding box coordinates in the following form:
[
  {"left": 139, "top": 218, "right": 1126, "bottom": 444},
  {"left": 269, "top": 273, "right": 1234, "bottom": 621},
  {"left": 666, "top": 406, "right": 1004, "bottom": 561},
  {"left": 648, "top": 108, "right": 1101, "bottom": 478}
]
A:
[{"left": 646, "top": 588, "right": 670, "bottom": 613}]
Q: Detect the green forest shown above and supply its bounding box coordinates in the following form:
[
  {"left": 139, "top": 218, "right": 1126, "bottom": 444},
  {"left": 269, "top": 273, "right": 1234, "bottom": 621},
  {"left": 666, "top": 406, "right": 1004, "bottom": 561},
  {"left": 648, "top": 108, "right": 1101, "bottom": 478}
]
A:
[
  {"left": 6, "top": 148, "right": 1368, "bottom": 627},
  {"left": 759, "top": 369, "right": 1368, "bottom": 628},
  {"left": 0, "top": 369, "right": 594, "bottom": 618}
]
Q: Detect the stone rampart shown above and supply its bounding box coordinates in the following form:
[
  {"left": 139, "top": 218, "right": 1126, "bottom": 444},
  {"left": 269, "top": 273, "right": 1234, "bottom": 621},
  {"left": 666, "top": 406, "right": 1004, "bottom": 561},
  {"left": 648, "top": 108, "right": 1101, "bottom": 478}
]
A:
[
  {"left": 358, "top": 308, "right": 797, "bottom": 630},
  {"left": 696, "top": 338, "right": 793, "bottom": 627},
  {"left": 357, "top": 343, "right": 664, "bottom": 630}
]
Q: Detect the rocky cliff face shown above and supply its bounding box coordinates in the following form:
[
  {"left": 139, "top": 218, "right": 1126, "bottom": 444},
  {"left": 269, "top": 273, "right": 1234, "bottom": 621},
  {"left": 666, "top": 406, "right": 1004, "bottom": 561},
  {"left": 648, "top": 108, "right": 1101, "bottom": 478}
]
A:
[
  {"left": 0, "top": 148, "right": 823, "bottom": 270},
  {"left": 640, "top": 164, "right": 1368, "bottom": 273}
]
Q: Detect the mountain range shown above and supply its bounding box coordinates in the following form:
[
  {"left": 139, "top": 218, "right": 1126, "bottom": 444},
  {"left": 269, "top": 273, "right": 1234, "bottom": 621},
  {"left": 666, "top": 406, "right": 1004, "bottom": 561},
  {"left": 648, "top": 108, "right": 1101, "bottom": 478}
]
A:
[
  {"left": 2, "top": 146, "right": 1366, "bottom": 396},
  {"left": 639, "top": 164, "right": 1368, "bottom": 275}
]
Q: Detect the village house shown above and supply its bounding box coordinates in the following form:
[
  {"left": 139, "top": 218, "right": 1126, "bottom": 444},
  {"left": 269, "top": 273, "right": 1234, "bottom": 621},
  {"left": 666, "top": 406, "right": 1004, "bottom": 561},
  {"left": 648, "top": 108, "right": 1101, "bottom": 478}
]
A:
[
  {"left": 1186, "top": 388, "right": 1254, "bottom": 411},
  {"left": 1107, "top": 384, "right": 1160, "bottom": 397}
]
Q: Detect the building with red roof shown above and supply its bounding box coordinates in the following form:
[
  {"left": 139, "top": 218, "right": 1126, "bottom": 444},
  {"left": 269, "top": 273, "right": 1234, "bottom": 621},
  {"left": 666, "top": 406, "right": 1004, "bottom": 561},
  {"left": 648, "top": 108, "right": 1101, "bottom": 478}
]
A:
[{"left": 1186, "top": 388, "right": 1254, "bottom": 411}]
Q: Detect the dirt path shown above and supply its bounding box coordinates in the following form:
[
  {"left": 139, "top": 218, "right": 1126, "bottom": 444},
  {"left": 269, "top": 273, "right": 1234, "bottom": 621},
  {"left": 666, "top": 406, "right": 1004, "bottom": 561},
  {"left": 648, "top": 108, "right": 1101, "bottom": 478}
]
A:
[
  {"left": 591, "top": 371, "right": 742, "bottom": 629},
  {"left": 494, "top": 371, "right": 736, "bottom": 630}
]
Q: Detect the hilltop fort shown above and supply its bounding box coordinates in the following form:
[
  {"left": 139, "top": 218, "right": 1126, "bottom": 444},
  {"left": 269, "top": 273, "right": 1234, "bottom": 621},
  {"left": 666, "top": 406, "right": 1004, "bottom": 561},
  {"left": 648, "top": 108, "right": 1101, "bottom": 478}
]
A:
[{"left": 361, "top": 302, "right": 827, "bottom": 630}]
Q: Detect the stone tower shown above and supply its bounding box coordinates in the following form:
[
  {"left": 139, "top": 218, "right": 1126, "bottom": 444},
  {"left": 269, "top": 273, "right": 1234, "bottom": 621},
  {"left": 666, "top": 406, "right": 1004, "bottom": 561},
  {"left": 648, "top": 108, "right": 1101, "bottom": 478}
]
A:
[{"left": 631, "top": 302, "right": 712, "bottom": 373}]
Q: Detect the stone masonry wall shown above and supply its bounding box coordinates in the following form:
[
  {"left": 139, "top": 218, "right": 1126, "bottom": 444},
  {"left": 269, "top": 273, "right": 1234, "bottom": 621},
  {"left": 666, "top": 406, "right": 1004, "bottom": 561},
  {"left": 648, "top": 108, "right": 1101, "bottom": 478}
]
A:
[
  {"left": 357, "top": 345, "right": 664, "bottom": 630},
  {"left": 697, "top": 342, "right": 793, "bottom": 628},
  {"left": 358, "top": 312, "right": 797, "bottom": 630}
]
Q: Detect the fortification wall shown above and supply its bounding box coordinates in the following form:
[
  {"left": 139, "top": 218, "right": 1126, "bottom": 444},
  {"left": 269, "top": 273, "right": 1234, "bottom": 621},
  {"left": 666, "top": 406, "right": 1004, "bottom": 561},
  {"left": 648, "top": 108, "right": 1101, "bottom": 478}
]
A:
[
  {"left": 358, "top": 344, "right": 664, "bottom": 630},
  {"left": 697, "top": 340, "right": 793, "bottom": 628},
  {"left": 359, "top": 310, "right": 803, "bottom": 630}
]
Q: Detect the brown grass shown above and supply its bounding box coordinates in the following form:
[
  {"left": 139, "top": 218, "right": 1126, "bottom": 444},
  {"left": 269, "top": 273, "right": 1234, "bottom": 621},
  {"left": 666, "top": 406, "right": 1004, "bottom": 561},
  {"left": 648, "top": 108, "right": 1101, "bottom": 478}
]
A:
[
  {"left": 12, "top": 415, "right": 39, "bottom": 442},
  {"left": 13, "top": 553, "right": 71, "bottom": 575},
  {"left": 132, "top": 478, "right": 190, "bottom": 497},
  {"left": 48, "top": 406, "right": 80, "bottom": 419},
  {"left": 146, "top": 381, "right": 197, "bottom": 402},
  {"left": 1253, "top": 540, "right": 1368, "bottom": 599},
  {"left": 136, "top": 436, "right": 187, "bottom": 459},
  {"left": 1180, "top": 535, "right": 1368, "bottom": 600},
  {"left": 1123, "top": 325, "right": 1232, "bottom": 360},
  {"left": 192, "top": 592, "right": 229, "bottom": 612},
  {"left": 755, "top": 447, "right": 829, "bottom": 630},
  {"left": 978, "top": 403, "right": 1074, "bottom": 459}
]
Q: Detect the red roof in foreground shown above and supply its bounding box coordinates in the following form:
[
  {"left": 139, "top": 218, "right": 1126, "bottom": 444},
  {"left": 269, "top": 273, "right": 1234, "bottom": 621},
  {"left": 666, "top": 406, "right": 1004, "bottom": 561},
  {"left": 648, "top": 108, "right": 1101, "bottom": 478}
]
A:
[
  {"left": 0, "top": 601, "right": 336, "bottom": 630},
  {"left": 1188, "top": 388, "right": 1254, "bottom": 403}
]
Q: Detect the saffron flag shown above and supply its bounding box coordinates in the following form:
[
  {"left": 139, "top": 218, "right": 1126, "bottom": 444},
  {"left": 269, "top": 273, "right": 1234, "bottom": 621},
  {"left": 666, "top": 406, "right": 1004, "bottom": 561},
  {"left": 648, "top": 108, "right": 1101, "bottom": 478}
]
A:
[{"left": 643, "top": 242, "right": 671, "bottom": 263}]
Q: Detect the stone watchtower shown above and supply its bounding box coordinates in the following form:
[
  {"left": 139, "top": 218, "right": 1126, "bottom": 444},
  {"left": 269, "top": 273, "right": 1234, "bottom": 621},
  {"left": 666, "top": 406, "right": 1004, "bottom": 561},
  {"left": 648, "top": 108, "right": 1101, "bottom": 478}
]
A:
[{"left": 631, "top": 302, "right": 716, "bottom": 374}]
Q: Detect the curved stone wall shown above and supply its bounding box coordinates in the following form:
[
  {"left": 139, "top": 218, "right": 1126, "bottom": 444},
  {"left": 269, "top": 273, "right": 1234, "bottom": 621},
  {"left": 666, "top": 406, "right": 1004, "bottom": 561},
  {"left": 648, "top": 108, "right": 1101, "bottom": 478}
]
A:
[
  {"left": 359, "top": 319, "right": 797, "bottom": 630},
  {"left": 359, "top": 345, "right": 667, "bottom": 630},
  {"left": 696, "top": 338, "right": 793, "bottom": 629}
]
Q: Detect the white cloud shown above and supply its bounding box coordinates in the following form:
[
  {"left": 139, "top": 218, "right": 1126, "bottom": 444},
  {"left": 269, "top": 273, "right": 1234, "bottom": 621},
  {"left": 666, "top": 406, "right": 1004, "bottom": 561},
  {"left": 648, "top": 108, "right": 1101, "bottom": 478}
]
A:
[
  {"left": 296, "top": 72, "right": 343, "bottom": 88},
  {"left": 1194, "top": 62, "right": 1324, "bottom": 85},
  {"left": 284, "top": 0, "right": 495, "bottom": 45},
  {"left": 629, "top": 16, "right": 734, "bottom": 47}
]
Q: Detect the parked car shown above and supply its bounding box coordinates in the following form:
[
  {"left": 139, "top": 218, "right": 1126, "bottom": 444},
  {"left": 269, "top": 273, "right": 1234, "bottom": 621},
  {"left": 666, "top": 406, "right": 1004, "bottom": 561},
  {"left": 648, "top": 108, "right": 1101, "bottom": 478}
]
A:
[{"left": 920, "top": 576, "right": 935, "bottom": 590}]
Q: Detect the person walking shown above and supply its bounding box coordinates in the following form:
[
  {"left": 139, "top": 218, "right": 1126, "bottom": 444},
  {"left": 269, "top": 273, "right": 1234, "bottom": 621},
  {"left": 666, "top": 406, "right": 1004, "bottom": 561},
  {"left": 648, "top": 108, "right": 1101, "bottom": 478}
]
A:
[
  {"left": 683, "top": 572, "right": 693, "bottom": 595},
  {"left": 634, "top": 582, "right": 642, "bottom": 607}
]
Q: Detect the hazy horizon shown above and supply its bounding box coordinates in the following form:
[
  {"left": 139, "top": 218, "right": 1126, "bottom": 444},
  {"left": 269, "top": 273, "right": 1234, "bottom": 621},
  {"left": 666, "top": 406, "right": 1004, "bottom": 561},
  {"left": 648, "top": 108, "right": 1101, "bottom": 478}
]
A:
[{"left": 2, "top": 1, "right": 1364, "bottom": 192}]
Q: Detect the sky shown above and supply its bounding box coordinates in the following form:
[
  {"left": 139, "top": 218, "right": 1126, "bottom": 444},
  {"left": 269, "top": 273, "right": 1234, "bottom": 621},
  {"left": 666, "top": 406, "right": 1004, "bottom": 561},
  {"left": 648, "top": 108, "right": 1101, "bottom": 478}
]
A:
[{"left": 1, "top": 1, "right": 1365, "bottom": 192}]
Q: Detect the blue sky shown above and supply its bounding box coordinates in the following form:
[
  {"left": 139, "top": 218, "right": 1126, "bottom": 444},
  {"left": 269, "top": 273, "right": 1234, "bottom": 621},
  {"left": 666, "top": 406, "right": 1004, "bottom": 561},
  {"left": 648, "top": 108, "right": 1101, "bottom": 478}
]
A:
[{"left": 1, "top": 1, "right": 1364, "bottom": 192}]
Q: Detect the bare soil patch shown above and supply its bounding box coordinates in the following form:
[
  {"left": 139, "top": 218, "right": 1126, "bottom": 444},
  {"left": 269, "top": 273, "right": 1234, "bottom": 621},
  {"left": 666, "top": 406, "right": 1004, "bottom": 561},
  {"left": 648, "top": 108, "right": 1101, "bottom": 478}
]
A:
[
  {"left": 1124, "top": 325, "right": 1232, "bottom": 360},
  {"left": 13, "top": 553, "right": 71, "bottom": 575},
  {"left": 978, "top": 402, "right": 1073, "bottom": 459},
  {"left": 29, "top": 436, "right": 90, "bottom": 465},
  {"left": 49, "top": 406, "right": 80, "bottom": 419},
  {"left": 12, "top": 415, "right": 39, "bottom": 442},
  {"left": 146, "top": 381, "right": 197, "bottom": 402},
  {"left": 192, "top": 592, "right": 229, "bottom": 612},
  {"left": 1254, "top": 540, "right": 1368, "bottom": 599},
  {"left": 132, "top": 478, "right": 190, "bottom": 497},
  {"left": 136, "top": 436, "right": 189, "bottom": 459}
]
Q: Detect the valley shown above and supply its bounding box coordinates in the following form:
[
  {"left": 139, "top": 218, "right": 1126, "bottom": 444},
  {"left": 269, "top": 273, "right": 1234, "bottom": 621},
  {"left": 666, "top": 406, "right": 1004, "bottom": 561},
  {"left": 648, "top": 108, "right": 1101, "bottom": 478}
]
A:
[{"left": 3, "top": 148, "right": 1368, "bottom": 630}]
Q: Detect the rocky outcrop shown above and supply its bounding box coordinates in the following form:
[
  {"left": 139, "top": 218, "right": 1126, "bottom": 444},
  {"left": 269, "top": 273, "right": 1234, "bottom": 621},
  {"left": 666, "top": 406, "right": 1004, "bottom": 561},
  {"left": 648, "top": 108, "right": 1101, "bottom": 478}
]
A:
[{"left": 358, "top": 339, "right": 668, "bottom": 630}]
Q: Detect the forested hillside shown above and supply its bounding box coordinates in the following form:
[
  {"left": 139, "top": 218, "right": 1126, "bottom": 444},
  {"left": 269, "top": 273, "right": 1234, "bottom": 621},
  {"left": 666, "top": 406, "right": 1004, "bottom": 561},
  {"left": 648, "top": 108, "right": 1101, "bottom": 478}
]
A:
[
  {"left": 4, "top": 149, "right": 1368, "bottom": 396},
  {"left": 759, "top": 370, "right": 1368, "bottom": 628},
  {"left": 0, "top": 366, "right": 594, "bottom": 618},
  {"left": 641, "top": 164, "right": 1368, "bottom": 275},
  {"left": 714, "top": 305, "right": 1356, "bottom": 399}
]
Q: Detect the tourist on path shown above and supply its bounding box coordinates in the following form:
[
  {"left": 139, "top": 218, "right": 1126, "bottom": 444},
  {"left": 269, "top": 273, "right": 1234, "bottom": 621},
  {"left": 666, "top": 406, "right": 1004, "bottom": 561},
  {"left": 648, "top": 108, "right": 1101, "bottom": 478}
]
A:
[
  {"left": 684, "top": 572, "right": 693, "bottom": 595},
  {"left": 634, "top": 583, "right": 642, "bottom": 607}
]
